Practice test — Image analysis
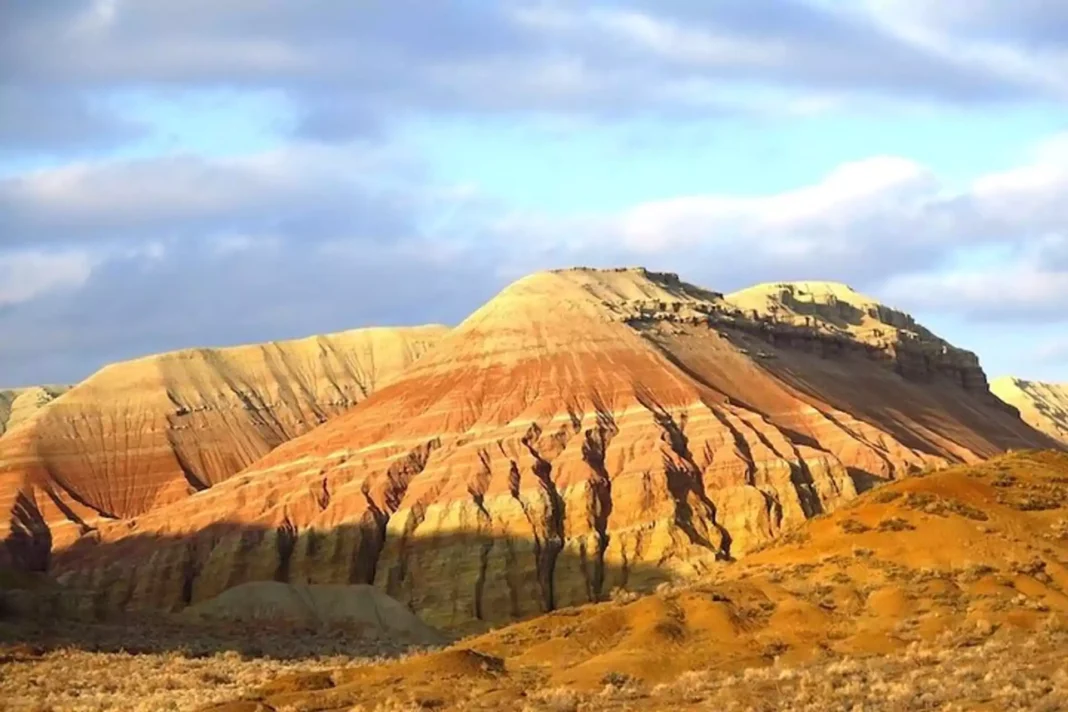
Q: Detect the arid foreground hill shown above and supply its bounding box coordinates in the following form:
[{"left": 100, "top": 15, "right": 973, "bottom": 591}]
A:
[
  {"left": 992, "top": 377, "right": 1068, "bottom": 446},
  {"left": 203, "top": 450, "right": 1068, "bottom": 712},
  {"left": 0, "top": 326, "right": 446, "bottom": 568},
  {"left": 33, "top": 268, "right": 1056, "bottom": 630}
]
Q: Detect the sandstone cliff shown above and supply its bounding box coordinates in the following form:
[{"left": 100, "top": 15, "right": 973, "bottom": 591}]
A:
[
  {"left": 0, "top": 325, "right": 446, "bottom": 568},
  {"left": 0, "top": 386, "right": 68, "bottom": 436},
  {"left": 991, "top": 377, "right": 1068, "bottom": 446},
  {"left": 39, "top": 269, "right": 1055, "bottom": 630}
]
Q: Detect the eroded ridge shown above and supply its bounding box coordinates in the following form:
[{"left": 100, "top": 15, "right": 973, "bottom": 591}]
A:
[
  {"left": 27, "top": 268, "right": 1054, "bottom": 629},
  {"left": 0, "top": 325, "right": 446, "bottom": 569}
]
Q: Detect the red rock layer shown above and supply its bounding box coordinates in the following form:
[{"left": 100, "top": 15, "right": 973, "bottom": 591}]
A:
[
  {"left": 0, "top": 326, "right": 445, "bottom": 568},
  {"left": 41, "top": 269, "right": 1055, "bottom": 630}
]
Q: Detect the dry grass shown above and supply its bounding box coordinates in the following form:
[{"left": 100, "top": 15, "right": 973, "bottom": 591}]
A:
[
  {"left": 0, "top": 619, "right": 425, "bottom": 712},
  {"left": 0, "top": 646, "right": 332, "bottom": 712},
  {"left": 516, "top": 623, "right": 1068, "bottom": 712}
]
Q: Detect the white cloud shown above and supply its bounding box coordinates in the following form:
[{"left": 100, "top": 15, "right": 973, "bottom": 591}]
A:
[
  {"left": 0, "top": 250, "right": 96, "bottom": 306},
  {"left": 597, "top": 156, "right": 935, "bottom": 254},
  {"left": 5, "top": 0, "right": 1063, "bottom": 153}
]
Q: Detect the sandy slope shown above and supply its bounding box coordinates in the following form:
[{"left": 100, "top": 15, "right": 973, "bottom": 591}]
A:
[{"left": 991, "top": 377, "right": 1068, "bottom": 446}]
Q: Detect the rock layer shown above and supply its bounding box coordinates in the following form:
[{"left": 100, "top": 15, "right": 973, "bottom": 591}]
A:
[
  {"left": 39, "top": 269, "right": 1055, "bottom": 630},
  {"left": 0, "top": 326, "right": 446, "bottom": 568},
  {"left": 991, "top": 377, "right": 1068, "bottom": 446}
]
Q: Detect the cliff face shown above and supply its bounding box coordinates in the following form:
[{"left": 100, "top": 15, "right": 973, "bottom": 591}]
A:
[
  {"left": 0, "top": 326, "right": 446, "bottom": 568},
  {"left": 43, "top": 268, "right": 1053, "bottom": 631},
  {"left": 991, "top": 377, "right": 1068, "bottom": 446}
]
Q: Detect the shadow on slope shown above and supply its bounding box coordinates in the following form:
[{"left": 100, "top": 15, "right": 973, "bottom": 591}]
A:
[
  {"left": 196, "top": 450, "right": 1068, "bottom": 711},
  {"left": 2, "top": 524, "right": 682, "bottom": 658}
]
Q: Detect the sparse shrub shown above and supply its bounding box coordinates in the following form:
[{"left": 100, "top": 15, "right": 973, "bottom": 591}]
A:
[
  {"left": 839, "top": 519, "right": 871, "bottom": 534},
  {"left": 873, "top": 490, "right": 903, "bottom": 504},
  {"left": 601, "top": 671, "right": 633, "bottom": 688},
  {"left": 529, "top": 686, "right": 581, "bottom": 712},
  {"left": 878, "top": 517, "right": 915, "bottom": 532}
]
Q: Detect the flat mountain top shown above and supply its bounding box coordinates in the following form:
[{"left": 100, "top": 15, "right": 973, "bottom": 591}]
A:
[{"left": 991, "top": 377, "right": 1068, "bottom": 446}]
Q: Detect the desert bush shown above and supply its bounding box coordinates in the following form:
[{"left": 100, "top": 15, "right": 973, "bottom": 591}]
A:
[
  {"left": 877, "top": 517, "right": 916, "bottom": 532},
  {"left": 838, "top": 519, "right": 871, "bottom": 534}
]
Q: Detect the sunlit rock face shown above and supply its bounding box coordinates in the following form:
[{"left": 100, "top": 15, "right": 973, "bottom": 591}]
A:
[
  {"left": 0, "top": 325, "right": 446, "bottom": 568},
  {"left": 991, "top": 377, "right": 1068, "bottom": 447},
  {"left": 22, "top": 268, "right": 1052, "bottom": 630}
]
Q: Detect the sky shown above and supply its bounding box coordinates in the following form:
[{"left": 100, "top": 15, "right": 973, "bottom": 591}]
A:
[{"left": 2, "top": 0, "right": 1067, "bottom": 386}]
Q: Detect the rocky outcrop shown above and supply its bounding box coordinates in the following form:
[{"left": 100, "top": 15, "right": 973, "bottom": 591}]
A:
[
  {"left": 0, "top": 326, "right": 446, "bottom": 569},
  {"left": 37, "top": 269, "right": 1055, "bottom": 631},
  {"left": 991, "top": 377, "right": 1068, "bottom": 446},
  {"left": 0, "top": 386, "right": 68, "bottom": 436}
]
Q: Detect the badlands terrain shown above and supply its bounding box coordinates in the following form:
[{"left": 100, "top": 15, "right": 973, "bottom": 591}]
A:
[
  {"left": 0, "top": 325, "right": 445, "bottom": 568},
  {"left": 992, "top": 377, "right": 1068, "bottom": 447},
  {"left": 2, "top": 267, "right": 1067, "bottom": 711}
]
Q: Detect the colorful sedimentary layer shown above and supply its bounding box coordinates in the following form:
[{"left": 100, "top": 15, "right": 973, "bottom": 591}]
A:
[{"left": 20, "top": 269, "right": 1056, "bottom": 629}]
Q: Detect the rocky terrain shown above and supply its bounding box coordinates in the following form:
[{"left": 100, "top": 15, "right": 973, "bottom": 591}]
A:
[
  {"left": 0, "top": 386, "right": 69, "bottom": 436},
  {"left": 992, "top": 377, "right": 1068, "bottom": 446},
  {"left": 33, "top": 268, "right": 1055, "bottom": 630},
  {"left": 198, "top": 450, "right": 1068, "bottom": 711},
  {"left": 0, "top": 326, "right": 446, "bottom": 569}
]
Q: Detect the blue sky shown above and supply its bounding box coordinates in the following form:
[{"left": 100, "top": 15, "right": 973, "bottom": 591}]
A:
[{"left": 2, "top": 0, "right": 1067, "bottom": 385}]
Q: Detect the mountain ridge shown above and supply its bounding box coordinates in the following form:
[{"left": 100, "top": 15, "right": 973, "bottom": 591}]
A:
[
  {"left": 38, "top": 267, "right": 1056, "bottom": 631},
  {"left": 0, "top": 324, "right": 447, "bottom": 568}
]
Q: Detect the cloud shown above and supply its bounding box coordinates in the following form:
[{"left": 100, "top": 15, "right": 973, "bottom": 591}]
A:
[
  {"left": 872, "top": 0, "right": 1068, "bottom": 48},
  {"left": 882, "top": 265, "right": 1068, "bottom": 322},
  {"left": 5, "top": 0, "right": 1066, "bottom": 154},
  {"left": 0, "top": 142, "right": 423, "bottom": 246},
  {"left": 0, "top": 239, "right": 502, "bottom": 387},
  {"left": 4, "top": 126, "right": 1068, "bottom": 384},
  {"left": 0, "top": 86, "right": 144, "bottom": 153},
  {"left": 0, "top": 249, "right": 95, "bottom": 306},
  {"left": 484, "top": 131, "right": 1068, "bottom": 320}
]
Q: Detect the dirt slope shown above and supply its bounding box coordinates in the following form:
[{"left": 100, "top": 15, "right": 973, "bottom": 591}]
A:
[
  {"left": 205, "top": 450, "right": 1068, "bottom": 711},
  {"left": 991, "top": 377, "right": 1068, "bottom": 446},
  {"left": 186, "top": 581, "right": 445, "bottom": 645},
  {"left": 45, "top": 268, "right": 1053, "bottom": 629},
  {"left": 0, "top": 325, "right": 446, "bottom": 568}
]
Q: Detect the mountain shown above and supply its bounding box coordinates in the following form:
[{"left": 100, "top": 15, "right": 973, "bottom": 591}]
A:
[
  {"left": 0, "top": 325, "right": 446, "bottom": 568},
  {"left": 203, "top": 450, "right": 1068, "bottom": 711},
  {"left": 991, "top": 377, "right": 1068, "bottom": 446},
  {"left": 0, "top": 386, "right": 69, "bottom": 436},
  {"left": 25, "top": 269, "right": 1055, "bottom": 630}
]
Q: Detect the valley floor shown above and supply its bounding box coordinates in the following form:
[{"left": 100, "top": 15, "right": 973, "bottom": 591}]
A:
[
  {"left": 0, "top": 619, "right": 420, "bottom": 712},
  {"left": 3, "top": 622, "right": 1066, "bottom": 711}
]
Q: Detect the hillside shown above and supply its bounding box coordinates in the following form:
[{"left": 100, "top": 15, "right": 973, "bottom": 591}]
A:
[
  {"left": 0, "top": 386, "right": 68, "bottom": 436},
  {"left": 42, "top": 268, "right": 1054, "bottom": 628},
  {"left": 991, "top": 377, "right": 1068, "bottom": 446},
  {"left": 201, "top": 450, "right": 1068, "bottom": 711},
  {"left": 0, "top": 325, "right": 446, "bottom": 569}
]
